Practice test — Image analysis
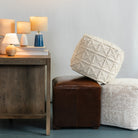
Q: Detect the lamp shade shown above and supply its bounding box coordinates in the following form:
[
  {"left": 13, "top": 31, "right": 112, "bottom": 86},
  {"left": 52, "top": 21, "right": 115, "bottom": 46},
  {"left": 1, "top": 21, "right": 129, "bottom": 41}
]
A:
[
  {"left": 0, "top": 19, "right": 15, "bottom": 36},
  {"left": 2, "top": 33, "right": 19, "bottom": 45},
  {"left": 17, "top": 21, "right": 31, "bottom": 34},
  {"left": 30, "top": 16, "right": 48, "bottom": 32}
]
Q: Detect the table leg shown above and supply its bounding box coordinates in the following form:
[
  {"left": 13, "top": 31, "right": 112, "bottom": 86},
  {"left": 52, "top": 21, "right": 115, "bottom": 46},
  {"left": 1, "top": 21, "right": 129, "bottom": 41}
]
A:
[{"left": 46, "top": 59, "right": 51, "bottom": 135}]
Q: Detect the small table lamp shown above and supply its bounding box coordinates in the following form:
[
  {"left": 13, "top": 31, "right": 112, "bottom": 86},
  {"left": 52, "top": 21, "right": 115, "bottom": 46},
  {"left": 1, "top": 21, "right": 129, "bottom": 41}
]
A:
[
  {"left": 17, "top": 21, "right": 31, "bottom": 47},
  {"left": 30, "top": 16, "right": 48, "bottom": 47},
  {"left": 2, "top": 33, "right": 19, "bottom": 56},
  {"left": 0, "top": 19, "right": 15, "bottom": 54}
]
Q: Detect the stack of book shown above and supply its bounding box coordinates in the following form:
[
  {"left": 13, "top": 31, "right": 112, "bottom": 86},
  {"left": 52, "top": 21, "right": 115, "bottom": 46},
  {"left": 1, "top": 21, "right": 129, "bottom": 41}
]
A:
[{"left": 16, "top": 46, "right": 48, "bottom": 55}]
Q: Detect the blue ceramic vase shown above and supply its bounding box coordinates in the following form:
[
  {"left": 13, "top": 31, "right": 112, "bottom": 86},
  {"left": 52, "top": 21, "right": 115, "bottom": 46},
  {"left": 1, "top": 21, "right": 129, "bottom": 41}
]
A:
[{"left": 34, "top": 33, "right": 44, "bottom": 47}]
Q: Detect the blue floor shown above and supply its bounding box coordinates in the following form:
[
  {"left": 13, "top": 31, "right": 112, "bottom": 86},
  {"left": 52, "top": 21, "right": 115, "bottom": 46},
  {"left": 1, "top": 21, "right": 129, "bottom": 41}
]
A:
[{"left": 0, "top": 105, "right": 137, "bottom": 138}]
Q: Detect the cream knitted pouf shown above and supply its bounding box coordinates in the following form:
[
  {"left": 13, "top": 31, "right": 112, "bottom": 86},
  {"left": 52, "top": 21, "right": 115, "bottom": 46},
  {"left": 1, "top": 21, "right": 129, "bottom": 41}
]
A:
[
  {"left": 101, "top": 78, "right": 138, "bottom": 130},
  {"left": 71, "top": 34, "right": 124, "bottom": 84}
]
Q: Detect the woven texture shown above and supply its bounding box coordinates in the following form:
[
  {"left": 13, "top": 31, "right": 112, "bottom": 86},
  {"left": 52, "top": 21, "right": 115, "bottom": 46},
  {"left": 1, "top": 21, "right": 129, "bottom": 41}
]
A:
[
  {"left": 101, "top": 78, "right": 138, "bottom": 130},
  {"left": 70, "top": 34, "right": 124, "bottom": 84}
]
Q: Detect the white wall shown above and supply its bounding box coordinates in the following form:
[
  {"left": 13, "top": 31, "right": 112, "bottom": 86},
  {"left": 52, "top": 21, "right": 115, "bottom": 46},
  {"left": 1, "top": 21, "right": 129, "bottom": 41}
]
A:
[{"left": 0, "top": 0, "right": 138, "bottom": 80}]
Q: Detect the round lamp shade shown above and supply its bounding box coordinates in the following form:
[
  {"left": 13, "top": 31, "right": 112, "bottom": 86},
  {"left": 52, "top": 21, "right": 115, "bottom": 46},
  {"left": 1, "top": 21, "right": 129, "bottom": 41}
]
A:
[
  {"left": 17, "top": 21, "right": 31, "bottom": 34},
  {"left": 30, "top": 16, "right": 48, "bottom": 32},
  {"left": 2, "top": 33, "right": 19, "bottom": 45},
  {"left": 0, "top": 19, "right": 15, "bottom": 36}
]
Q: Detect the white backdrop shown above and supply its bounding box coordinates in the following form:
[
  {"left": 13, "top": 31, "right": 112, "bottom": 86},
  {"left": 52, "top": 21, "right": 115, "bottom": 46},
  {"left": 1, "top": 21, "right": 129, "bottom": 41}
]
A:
[{"left": 0, "top": 0, "right": 138, "bottom": 80}]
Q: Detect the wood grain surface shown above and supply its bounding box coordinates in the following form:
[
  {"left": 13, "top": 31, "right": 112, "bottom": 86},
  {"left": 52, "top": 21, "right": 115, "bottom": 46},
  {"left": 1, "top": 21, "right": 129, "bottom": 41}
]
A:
[
  {"left": 0, "top": 65, "right": 45, "bottom": 115},
  {"left": 0, "top": 54, "right": 50, "bottom": 65},
  {"left": 0, "top": 54, "right": 51, "bottom": 135}
]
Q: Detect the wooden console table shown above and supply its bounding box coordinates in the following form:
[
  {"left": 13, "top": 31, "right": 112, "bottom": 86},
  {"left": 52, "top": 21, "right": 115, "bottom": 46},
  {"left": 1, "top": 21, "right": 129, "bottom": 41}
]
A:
[{"left": 0, "top": 54, "right": 51, "bottom": 135}]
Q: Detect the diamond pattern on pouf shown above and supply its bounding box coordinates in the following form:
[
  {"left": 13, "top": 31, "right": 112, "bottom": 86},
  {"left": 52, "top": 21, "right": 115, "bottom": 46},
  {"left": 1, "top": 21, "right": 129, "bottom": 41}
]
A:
[{"left": 70, "top": 34, "right": 124, "bottom": 84}]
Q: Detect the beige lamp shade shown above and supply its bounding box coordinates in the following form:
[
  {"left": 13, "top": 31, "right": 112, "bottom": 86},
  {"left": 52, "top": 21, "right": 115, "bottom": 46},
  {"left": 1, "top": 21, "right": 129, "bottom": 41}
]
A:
[
  {"left": 30, "top": 16, "right": 48, "bottom": 32},
  {"left": 17, "top": 21, "right": 31, "bottom": 34},
  {"left": 2, "top": 33, "right": 19, "bottom": 45},
  {"left": 0, "top": 19, "right": 15, "bottom": 36}
]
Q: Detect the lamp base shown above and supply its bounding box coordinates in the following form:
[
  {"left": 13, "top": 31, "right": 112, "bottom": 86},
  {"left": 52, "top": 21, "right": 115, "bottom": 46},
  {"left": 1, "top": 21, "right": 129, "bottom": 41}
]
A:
[
  {"left": 34, "top": 33, "right": 44, "bottom": 47},
  {"left": 6, "top": 44, "right": 16, "bottom": 56},
  {"left": 20, "top": 34, "right": 28, "bottom": 47}
]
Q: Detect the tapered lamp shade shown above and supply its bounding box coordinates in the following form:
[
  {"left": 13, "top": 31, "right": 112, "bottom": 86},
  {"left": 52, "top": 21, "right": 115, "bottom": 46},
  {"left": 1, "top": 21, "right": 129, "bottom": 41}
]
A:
[
  {"left": 0, "top": 19, "right": 15, "bottom": 36},
  {"left": 2, "top": 33, "right": 19, "bottom": 45},
  {"left": 30, "top": 16, "right": 48, "bottom": 32},
  {"left": 17, "top": 21, "right": 31, "bottom": 34}
]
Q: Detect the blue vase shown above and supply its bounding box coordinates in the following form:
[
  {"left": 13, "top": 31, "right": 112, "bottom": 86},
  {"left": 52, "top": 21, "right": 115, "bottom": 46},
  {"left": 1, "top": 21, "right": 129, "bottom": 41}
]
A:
[{"left": 34, "top": 33, "right": 44, "bottom": 47}]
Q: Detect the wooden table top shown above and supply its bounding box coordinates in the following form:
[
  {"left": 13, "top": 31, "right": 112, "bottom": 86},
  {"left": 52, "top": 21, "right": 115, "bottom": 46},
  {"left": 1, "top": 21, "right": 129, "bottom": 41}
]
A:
[
  {"left": 0, "top": 52, "right": 51, "bottom": 65},
  {"left": 0, "top": 52, "right": 51, "bottom": 59}
]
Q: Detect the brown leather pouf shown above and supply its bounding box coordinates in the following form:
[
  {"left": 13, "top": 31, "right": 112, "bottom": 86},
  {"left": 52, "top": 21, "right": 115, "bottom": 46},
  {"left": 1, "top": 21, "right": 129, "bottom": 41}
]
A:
[{"left": 52, "top": 76, "right": 101, "bottom": 129}]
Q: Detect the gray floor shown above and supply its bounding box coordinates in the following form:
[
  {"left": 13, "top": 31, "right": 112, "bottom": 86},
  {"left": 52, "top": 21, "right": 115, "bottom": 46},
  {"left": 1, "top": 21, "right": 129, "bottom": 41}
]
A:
[{"left": 0, "top": 105, "right": 137, "bottom": 138}]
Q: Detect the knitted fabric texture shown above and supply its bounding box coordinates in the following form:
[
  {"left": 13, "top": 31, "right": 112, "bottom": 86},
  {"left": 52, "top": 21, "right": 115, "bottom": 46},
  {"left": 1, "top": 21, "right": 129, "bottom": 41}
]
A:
[
  {"left": 101, "top": 78, "right": 138, "bottom": 130},
  {"left": 70, "top": 34, "right": 124, "bottom": 84}
]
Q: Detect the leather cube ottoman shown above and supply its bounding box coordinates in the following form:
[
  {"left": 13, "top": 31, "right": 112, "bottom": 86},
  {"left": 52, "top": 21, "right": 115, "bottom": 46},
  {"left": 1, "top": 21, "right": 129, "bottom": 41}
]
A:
[{"left": 53, "top": 76, "right": 101, "bottom": 129}]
